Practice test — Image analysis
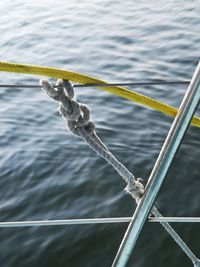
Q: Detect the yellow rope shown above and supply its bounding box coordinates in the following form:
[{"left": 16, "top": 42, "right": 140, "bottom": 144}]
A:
[{"left": 0, "top": 61, "right": 199, "bottom": 128}]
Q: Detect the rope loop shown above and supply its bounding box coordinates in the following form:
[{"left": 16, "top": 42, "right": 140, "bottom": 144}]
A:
[
  {"left": 40, "top": 78, "right": 95, "bottom": 137},
  {"left": 57, "top": 79, "right": 74, "bottom": 99}
]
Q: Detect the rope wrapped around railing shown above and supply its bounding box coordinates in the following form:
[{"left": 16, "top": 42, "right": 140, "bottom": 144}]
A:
[
  {"left": 40, "top": 79, "right": 200, "bottom": 267},
  {"left": 40, "top": 78, "right": 144, "bottom": 202}
]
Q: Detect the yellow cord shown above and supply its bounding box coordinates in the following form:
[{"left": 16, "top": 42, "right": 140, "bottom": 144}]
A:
[{"left": 0, "top": 61, "right": 199, "bottom": 128}]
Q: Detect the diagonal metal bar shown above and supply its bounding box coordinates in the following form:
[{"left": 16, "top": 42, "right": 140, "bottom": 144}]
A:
[{"left": 111, "top": 62, "right": 200, "bottom": 267}]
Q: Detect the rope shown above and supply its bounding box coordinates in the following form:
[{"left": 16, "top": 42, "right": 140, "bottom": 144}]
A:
[
  {"left": 40, "top": 78, "right": 144, "bottom": 202},
  {"left": 0, "top": 61, "right": 200, "bottom": 128},
  {"left": 152, "top": 207, "right": 200, "bottom": 267},
  {"left": 40, "top": 79, "right": 200, "bottom": 266}
]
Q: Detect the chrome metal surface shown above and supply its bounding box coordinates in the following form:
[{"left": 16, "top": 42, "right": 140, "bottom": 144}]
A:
[
  {"left": 111, "top": 62, "right": 200, "bottom": 267},
  {"left": 0, "top": 217, "right": 132, "bottom": 227}
]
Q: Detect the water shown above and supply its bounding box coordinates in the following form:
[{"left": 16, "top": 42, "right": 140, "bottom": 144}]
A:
[{"left": 0, "top": 0, "right": 200, "bottom": 266}]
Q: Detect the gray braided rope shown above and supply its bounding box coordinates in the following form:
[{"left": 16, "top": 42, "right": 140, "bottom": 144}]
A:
[
  {"left": 40, "top": 78, "right": 144, "bottom": 202},
  {"left": 152, "top": 207, "right": 200, "bottom": 267},
  {"left": 40, "top": 79, "right": 200, "bottom": 267}
]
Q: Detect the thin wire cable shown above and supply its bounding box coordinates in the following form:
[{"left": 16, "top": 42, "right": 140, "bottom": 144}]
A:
[
  {"left": 0, "top": 217, "right": 132, "bottom": 227},
  {"left": 0, "top": 80, "right": 190, "bottom": 88},
  {"left": 1, "top": 61, "right": 200, "bottom": 128},
  {"left": 1, "top": 216, "right": 200, "bottom": 228}
]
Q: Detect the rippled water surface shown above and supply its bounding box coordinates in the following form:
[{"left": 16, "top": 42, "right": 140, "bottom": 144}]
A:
[{"left": 0, "top": 1, "right": 200, "bottom": 267}]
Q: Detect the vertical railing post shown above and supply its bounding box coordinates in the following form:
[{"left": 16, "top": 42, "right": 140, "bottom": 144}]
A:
[{"left": 112, "top": 62, "right": 200, "bottom": 267}]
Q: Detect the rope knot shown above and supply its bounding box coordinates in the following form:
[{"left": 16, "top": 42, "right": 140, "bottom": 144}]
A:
[
  {"left": 40, "top": 78, "right": 95, "bottom": 137},
  {"left": 59, "top": 100, "right": 80, "bottom": 121},
  {"left": 56, "top": 80, "right": 81, "bottom": 121},
  {"left": 125, "top": 177, "right": 144, "bottom": 202}
]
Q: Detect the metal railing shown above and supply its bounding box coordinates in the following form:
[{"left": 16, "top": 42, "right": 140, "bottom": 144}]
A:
[
  {"left": 111, "top": 62, "right": 200, "bottom": 267},
  {"left": 0, "top": 63, "right": 199, "bottom": 267}
]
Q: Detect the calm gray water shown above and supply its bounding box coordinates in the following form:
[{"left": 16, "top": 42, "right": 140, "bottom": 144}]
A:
[{"left": 0, "top": 1, "right": 200, "bottom": 267}]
